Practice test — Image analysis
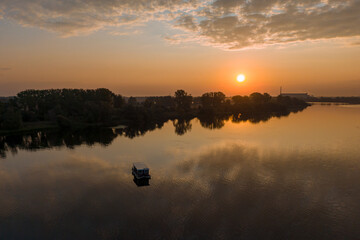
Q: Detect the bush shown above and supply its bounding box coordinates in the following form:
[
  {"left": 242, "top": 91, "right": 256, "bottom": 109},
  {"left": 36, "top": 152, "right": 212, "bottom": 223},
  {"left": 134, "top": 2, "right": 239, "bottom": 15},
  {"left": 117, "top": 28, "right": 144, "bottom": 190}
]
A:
[
  {"left": 1, "top": 108, "right": 23, "bottom": 130},
  {"left": 56, "top": 115, "right": 72, "bottom": 128}
]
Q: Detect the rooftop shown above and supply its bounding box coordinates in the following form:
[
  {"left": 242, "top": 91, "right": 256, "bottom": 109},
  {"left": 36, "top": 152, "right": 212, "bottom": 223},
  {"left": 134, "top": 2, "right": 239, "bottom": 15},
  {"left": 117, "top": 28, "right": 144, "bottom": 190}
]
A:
[
  {"left": 281, "top": 93, "right": 309, "bottom": 95},
  {"left": 133, "top": 162, "right": 149, "bottom": 170}
]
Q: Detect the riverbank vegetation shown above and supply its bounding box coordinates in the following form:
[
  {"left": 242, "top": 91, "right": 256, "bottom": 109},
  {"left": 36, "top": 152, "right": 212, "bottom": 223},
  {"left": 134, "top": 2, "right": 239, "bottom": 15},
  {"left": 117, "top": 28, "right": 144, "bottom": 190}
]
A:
[
  {"left": 0, "top": 88, "right": 310, "bottom": 134},
  {"left": 308, "top": 96, "right": 360, "bottom": 104}
]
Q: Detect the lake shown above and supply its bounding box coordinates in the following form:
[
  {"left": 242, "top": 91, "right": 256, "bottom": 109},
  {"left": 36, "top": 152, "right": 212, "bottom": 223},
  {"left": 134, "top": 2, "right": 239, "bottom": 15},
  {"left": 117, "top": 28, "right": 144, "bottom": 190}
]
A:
[{"left": 1, "top": 105, "right": 360, "bottom": 239}]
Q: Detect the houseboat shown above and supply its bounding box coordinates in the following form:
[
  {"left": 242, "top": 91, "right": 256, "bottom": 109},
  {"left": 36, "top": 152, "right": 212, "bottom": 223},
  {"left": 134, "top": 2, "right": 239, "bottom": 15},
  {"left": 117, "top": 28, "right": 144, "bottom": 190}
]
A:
[{"left": 132, "top": 162, "right": 151, "bottom": 179}]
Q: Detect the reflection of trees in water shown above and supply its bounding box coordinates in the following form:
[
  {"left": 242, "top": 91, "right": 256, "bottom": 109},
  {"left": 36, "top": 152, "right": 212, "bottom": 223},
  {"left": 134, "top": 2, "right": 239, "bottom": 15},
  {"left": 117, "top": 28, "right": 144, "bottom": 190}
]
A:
[
  {"left": 0, "top": 107, "right": 306, "bottom": 157},
  {"left": 0, "top": 122, "right": 166, "bottom": 158},
  {"left": 0, "top": 145, "right": 359, "bottom": 239},
  {"left": 231, "top": 110, "right": 291, "bottom": 124},
  {"left": 198, "top": 107, "right": 301, "bottom": 129},
  {"left": 173, "top": 119, "right": 192, "bottom": 135},
  {"left": 198, "top": 115, "right": 228, "bottom": 130},
  {"left": 0, "top": 128, "right": 117, "bottom": 158},
  {"left": 115, "top": 121, "right": 165, "bottom": 139}
]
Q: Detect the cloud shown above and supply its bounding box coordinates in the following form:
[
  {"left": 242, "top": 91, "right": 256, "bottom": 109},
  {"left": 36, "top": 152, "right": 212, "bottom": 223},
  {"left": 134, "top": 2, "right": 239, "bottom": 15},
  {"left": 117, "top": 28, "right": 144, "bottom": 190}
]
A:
[
  {"left": 109, "top": 29, "right": 142, "bottom": 36},
  {"left": 1, "top": 0, "right": 360, "bottom": 49},
  {"left": 0, "top": 67, "right": 11, "bottom": 71},
  {"left": 0, "top": 0, "right": 199, "bottom": 36},
  {"left": 176, "top": 0, "right": 360, "bottom": 49},
  {"left": 350, "top": 41, "right": 360, "bottom": 46}
]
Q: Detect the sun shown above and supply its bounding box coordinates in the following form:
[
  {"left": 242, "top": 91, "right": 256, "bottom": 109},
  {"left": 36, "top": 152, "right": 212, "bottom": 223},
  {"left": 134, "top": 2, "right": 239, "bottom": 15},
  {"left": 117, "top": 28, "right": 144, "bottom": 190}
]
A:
[{"left": 237, "top": 74, "right": 246, "bottom": 83}]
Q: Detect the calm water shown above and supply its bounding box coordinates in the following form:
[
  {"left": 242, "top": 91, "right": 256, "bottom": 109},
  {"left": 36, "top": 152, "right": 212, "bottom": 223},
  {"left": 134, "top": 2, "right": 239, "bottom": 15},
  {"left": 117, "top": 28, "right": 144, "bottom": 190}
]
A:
[{"left": 1, "top": 105, "right": 360, "bottom": 239}]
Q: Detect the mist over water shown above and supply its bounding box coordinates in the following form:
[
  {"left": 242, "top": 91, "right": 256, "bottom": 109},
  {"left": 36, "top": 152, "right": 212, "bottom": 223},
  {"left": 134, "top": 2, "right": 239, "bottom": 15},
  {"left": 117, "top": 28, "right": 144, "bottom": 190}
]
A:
[{"left": 0, "top": 105, "right": 359, "bottom": 239}]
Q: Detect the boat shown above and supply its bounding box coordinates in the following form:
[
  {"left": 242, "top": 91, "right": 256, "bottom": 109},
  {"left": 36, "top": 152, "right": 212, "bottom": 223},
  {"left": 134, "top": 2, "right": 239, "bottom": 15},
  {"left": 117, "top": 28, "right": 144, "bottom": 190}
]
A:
[{"left": 132, "top": 162, "right": 151, "bottom": 180}]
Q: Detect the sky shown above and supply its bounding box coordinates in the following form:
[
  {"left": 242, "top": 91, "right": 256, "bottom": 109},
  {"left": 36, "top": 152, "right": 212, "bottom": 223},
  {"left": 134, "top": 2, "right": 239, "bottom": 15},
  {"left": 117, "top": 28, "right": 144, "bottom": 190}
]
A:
[{"left": 0, "top": 0, "right": 360, "bottom": 97}]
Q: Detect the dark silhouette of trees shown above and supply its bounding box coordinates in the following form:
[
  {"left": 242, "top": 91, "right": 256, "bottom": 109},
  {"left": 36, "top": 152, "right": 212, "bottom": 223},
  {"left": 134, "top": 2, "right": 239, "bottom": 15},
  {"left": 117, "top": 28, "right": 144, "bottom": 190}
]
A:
[
  {"left": 143, "top": 96, "right": 175, "bottom": 111},
  {"left": 114, "top": 94, "right": 125, "bottom": 108},
  {"left": 201, "top": 92, "right": 226, "bottom": 110},
  {"left": 56, "top": 115, "right": 71, "bottom": 128},
  {"left": 13, "top": 88, "right": 125, "bottom": 126},
  {"left": 232, "top": 95, "right": 250, "bottom": 105},
  {"left": 0, "top": 89, "right": 312, "bottom": 157},
  {"left": 0, "top": 87, "right": 312, "bottom": 159},
  {"left": 250, "top": 92, "right": 271, "bottom": 104},
  {"left": 128, "top": 97, "right": 137, "bottom": 105},
  {"left": 0, "top": 88, "right": 309, "bottom": 134},
  {"left": 1, "top": 108, "right": 23, "bottom": 130},
  {"left": 0, "top": 98, "right": 23, "bottom": 131},
  {"left": 174, "top": 90, "right": 193, "bottom": 113},
  {"left": 307, "top": 96, "right": 360, "bottom": 104}
]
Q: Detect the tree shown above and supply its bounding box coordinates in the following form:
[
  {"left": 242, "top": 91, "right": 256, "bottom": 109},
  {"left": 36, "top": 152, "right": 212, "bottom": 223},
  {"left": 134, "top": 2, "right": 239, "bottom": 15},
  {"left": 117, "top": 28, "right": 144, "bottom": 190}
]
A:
[
  {"left": 174, "top": 90, "right": 192, "bottom": 113},
  {"left": 57, "top": 115, "right": 72, "bottom": 128},
  {"left": 263, "top": 93, "right": 272, "bottom": 102},
  {"left": 201, "top": 92, "right": 226, "bottom": 109},
  {"left": 232, "top": 95, "right": 250, "bottom": 105},
  {"left": 250, "top": 92, "right": 263, "bottom": 103},
  {"left": 128, "top": 97, "right": 137, "bottom": 105},
  {"left": 250, "top": 92, "right": 272, "bottom": 104},
  {"left": 144, "top": 98, "right": 154, "bottom": 108},
  {"left": 1, "top": 108, "right": 23, "bottom": 130},
  {"left": 114, "top": 94, "right": 125, "bottom": 108},
  {"left": 94, "top": 88, "right": 114, "bottom": 104}
]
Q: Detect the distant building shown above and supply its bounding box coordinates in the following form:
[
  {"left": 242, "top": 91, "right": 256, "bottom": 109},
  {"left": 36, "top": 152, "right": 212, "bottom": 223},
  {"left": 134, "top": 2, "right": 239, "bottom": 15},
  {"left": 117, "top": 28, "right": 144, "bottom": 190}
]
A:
[{"left": 280, "top": 93, "right": 310, "bottom": 100}]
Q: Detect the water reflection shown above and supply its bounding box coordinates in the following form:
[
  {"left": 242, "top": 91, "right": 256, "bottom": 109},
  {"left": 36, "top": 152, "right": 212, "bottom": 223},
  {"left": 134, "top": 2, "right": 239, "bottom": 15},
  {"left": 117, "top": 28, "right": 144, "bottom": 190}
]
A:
[
  {"left": 0, "top": 145, "right": 359, "bottom": 239},
  {"left": 0, "top": 128, "right": 118, "bottom": 158},
  {"left": 198, "top": 114, "right": 227, "bottom": 129},
  {"left": 133, "top": 177, "right": 150, "bottom": 187},
  {"left": 115, "top": 121, "right": 165, "bottom": 139},
  {"left": 0, "top": 109, "right": 300, "bottom": 158},
  {"left": 173, "top": 118, "right": 192, "bottom": 135},
  {"left": 231, "top": 111, "right": 291, "bottom": 124}
]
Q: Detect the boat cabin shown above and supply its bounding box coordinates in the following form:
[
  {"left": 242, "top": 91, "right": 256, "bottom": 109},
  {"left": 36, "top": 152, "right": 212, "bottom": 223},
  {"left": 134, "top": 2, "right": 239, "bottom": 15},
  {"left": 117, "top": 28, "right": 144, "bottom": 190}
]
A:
[{"left": 132, "top": 162, "right": 151, "bottom": 179}]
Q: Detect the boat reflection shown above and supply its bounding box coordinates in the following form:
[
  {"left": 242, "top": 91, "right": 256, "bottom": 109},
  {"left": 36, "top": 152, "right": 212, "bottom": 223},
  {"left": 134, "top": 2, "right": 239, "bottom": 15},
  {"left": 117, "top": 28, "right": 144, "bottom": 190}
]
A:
[
  {"left": 133, "top": 177, "right": 150, "bottom": 187},
  {"left": 1, "top": 142, "right": 360, "bottom": 239}
]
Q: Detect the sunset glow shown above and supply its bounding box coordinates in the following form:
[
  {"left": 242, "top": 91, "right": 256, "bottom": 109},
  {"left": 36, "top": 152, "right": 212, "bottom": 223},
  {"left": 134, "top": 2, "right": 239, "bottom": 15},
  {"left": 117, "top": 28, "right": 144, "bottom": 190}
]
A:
[
  {"left": 0, "top": 0, "right": 359, "bottom": 96},
  {"left": 237, "top": 74, "right": 246, "bottom": 83},
  {"left": 1, "top": 1, "right": 360, "bottom": 237}
]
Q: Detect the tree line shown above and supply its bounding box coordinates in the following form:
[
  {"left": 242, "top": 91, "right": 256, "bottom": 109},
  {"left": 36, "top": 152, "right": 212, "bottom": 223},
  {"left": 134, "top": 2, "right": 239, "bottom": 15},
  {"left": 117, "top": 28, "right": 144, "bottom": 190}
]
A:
[
  {"left": 0, "top": 88, "right": 310, "bottom": 132},
  {"left": 307, "top": 96, "right": 360, "bottom": 104}
]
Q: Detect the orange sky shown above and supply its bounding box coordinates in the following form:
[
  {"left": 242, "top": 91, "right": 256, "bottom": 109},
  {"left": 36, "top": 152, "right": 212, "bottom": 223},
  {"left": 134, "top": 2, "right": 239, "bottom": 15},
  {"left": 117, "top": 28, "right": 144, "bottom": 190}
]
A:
[{"left": 0, "top": 0, "right": 360, "bottom": 96}]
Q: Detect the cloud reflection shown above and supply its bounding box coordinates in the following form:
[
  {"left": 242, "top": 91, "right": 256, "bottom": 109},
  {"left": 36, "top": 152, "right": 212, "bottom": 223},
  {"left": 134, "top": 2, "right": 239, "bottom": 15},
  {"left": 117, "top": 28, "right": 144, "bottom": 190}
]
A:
[{"left": 1, "top": 145, "right": 360, "bottom": 239}]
